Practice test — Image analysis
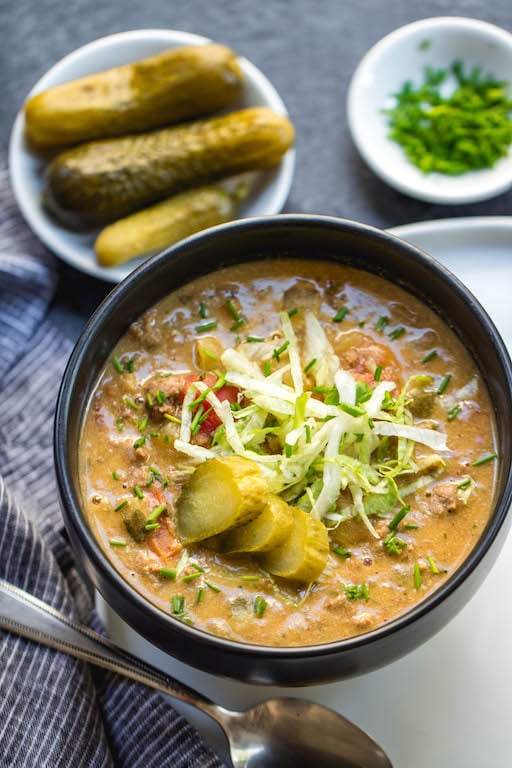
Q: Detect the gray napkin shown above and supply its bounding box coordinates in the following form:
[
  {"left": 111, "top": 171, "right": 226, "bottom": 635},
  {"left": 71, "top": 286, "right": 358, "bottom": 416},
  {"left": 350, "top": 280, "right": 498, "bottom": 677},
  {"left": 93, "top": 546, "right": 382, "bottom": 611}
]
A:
[{"left": 0, "top": 156, "right": 224, "bottom": 768}]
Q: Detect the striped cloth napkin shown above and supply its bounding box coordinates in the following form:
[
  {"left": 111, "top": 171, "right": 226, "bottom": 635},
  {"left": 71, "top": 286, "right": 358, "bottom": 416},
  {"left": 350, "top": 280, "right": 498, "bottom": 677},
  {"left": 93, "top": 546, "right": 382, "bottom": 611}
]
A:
[{"left": 0, "top": 158, "right": 224, "bottom": 768}]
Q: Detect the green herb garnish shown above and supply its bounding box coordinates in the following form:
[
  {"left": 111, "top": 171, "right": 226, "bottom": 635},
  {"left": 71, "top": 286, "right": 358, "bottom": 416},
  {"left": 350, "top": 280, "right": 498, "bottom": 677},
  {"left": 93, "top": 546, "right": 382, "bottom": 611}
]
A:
[
  {"left": 344, "top": 583, "right": 369, "bottom": 601},
  {"left": 437, "top": 374, "right": 452, "bottom": 394},
  {"left": 254, "top": 595, "right": 268, "bottom": 617},
  {"left": 471, "top": 452, "right": 497, "bottom": 467},
  {"left": 196, "top": 320, "right": 218, "bottom": 333},
  {"left": 422, "top": 350, "right": 438, "bottom": 364},
  {"left": 333, "top": 306, "right": 348, "bottom": 323}
]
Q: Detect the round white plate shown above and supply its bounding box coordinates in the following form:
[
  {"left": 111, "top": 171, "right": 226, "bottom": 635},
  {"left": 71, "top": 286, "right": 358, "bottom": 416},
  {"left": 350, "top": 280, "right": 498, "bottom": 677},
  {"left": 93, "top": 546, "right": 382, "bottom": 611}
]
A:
[{"left": 9, "top": 29, "right": 295, "bottom": 283}]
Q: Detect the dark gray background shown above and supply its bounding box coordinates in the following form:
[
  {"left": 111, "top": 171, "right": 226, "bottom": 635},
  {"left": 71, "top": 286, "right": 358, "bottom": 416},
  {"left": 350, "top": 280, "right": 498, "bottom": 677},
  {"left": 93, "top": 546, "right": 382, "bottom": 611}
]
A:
[{"left": 2, "top": 0, "right": 511, "bottom": 335}]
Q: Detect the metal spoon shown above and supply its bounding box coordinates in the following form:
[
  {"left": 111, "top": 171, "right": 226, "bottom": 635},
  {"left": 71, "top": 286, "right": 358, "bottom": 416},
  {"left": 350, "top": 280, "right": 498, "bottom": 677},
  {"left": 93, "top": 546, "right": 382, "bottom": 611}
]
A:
[{"left": 0, "top": 577, "right": 392, "bottom": 768}]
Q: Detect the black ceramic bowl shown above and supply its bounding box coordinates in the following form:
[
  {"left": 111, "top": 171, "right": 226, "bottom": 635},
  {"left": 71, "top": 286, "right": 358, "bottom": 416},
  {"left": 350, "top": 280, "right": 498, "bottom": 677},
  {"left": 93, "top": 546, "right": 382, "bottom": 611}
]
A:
[{"left": 55, "top": 215, "right": 512, "bottom": 686}]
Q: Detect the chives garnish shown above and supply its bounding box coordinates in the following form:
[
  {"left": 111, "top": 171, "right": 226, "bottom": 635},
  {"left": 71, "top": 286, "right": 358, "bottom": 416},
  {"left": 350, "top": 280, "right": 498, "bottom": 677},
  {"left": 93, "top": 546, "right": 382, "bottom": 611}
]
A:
[
  {"left": 332, "top": 545, "right": 351, "bottom": 559},
  {"left": 196, "top": 587, "right": 205, "bottom": 604},
  {"left": 137, "top": 416, "right": 148, "bottom": 432},
  {"left": 254, "top": 595, "right": 267, "bottom": 618},
  {"left": 447, "top": 404, "right": 462, "bottom": 422},
  {"left": 388, "top": 504, "right": 410, "bottom": 530},
  {"left": 226, "top": 300, "right": 242, "bottom": 322},
  {"left": 273, "top": 340, "right": 290, "bottom": 361},
  {"left": 182, "top": 571, "right": 202, "bottom": 582},
  {"left": 191, "top": 563, "right": 205, "bottom": 572},
  {"left": 133, "top": 436, "right": 146, "bottom": 449},
  {"left": 413, "top": 563, "right": 422, "bottom": 590},
  {"left": 241, "top": 575, "right": 260, "bottom": 581},
  {"left": 133, "top": 485, "right": 144, "bottom": 499},
  {"left": 112, "top": 471, "right": 120, "bottom": 481},
  {"left": 305, "top": 423, "right": 312, "bottom": 443},
  {"left": 146, "top": 504, "right": 166, "bottom": 524},
  {"left": 246, "top": 336, "right": 265, "bottom": 343},
  {"left": 125, "top": 359, "right": 135, "bottom": 374},
  {"left": 159, "top": 568, "right": 177, "bottom": 579},
  {"left": 116, "top": 417, "right": 124, "bottom": 432},
  {"left": 287, "top": 307, "right": 299, "bottom": 318},
  {"left": 471, "top": 452, "right": 497, "bottom": 467},
  {"left": 263, "top": 360, "right": 271, "bottom": 377},
  {"left": 374, "top": 364, "right": 383, "bottom": 382},
  {"left": 404, "top": 523, "right": 419, "bottom": 530},
  {"left": 375, "top": 316, "right": 389, "bottom": 332},
  {"left": 427, "top": 555, "right": 441, "bottom": 575},
  {"left": 230, "top": 319, "right": 244, "bottom": 331},
  {"left": 304, "top": 357, "right": 317, "bottom": 373},
  {"left": 285, "top": 444, "right": 293, "bottom": 458},
  {"left": 172, "top": 595, "right": 185, "bottom": 614},
  {"left": 457, "top": 477, "right": 472, "bottom": 489},
  {"left": 422, "top": 349, "right": 438, "bottom": 364},
  {"left": 145, "top": 522, "right": 160, "bottom": 531},
  {"left": 112, "top": 355, "right": 124, "bottom": 373},
  {"left": 340, "top": 403, "right": 365, "bottom": 418},
  {"left": 125, "top": 397, "right": 138, "bottom": 410},
  {"left": 205, "top": 581, "right": 221, "bottom": 593},
  {"left": 213, "top": 372, "right": 227, "bottom": 390},
  {"left": 437, "top": 374, "right": 451, "bottom": 395},
  {"left": 198, "top": 301, "right": 207, "bottom": 319},
  {"left": 389, "top": 326, "right": 405, "bottom": 340},
  {"left": 114, "top": 500, "right": 128, "bottom": 512},
  {"left": 202, "top": 348, "right": 219, "bottom": 361},
  {"left": 190, "top": 404, "right": 205, "bottom": 435},
  {"left": 333, "top": 306, "right": 348, "bottom": 322},
  {"left": 196, "top": 320, "right": 217, "bottom": 333},
  {"left": 109, "top": 538, "right": 127, "bottom": 547},
  {"left": 146, "top": 393, "right": 154, "bottom": 407},
  {"left": 155, "top": 390, "right": 167, "bottom": 405},
  {"left": 164, "top": 413, "right": 181, "bottom": 424}
]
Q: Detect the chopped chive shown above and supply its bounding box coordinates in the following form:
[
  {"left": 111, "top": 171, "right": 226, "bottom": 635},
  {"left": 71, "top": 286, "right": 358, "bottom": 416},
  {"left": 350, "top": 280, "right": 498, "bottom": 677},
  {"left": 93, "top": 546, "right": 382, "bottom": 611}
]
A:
[
  {"left": 285, "top": 443, "right": 293, "bottom": 458},
  {"left": 457, "top": 477, "right": 472, "bottom": 489},
  {"left": 287, "top": 307, "right": 299, "bottom": 318},
  {"left": 149, "top": 432, "right": 160, "bottom": 438},
  {"left": 413, "top": 563, "right": 422, "bottom": 590},
  {"left": 112, "top": 355, "right": 124, "bottom": 373},
  {"left": 133, "top": 485, "right": 144, "bottom": 499},
  {"left": 389, "top": 505, "right": 410, "bottom": 530},
  {"left": 125, "top": 397, "right": 138, "bottom": 410},
  {"left": 427, "top": 555, "right": 441, "bottom": 575},
  {"left": 447, "top": 404, "right": 462, "bottom": 422},
  {"left": 254, "top": 595, "right": 267, "bottom": 618},
  {"left": 198, "top": 301, "right": 208, "bottom": 319},
  {"left": 273, "top": 340, "right": 290, "bottom": 361},
  {"left": 125, "top": 359, "right": 135, "bottom": 374},
  {"left": 437, "top": 374, "right": 452, "bottom": 395},
  {"left": 144, "top": 522, "right": 160, "bottom": 531},
  {"left": 191, "top": 563, "right": 205, "bottom": 572},
  {"left": 305, "top": 423, "right": 312, "bottom": 443},
  {"left": 263, "top": 360, "right": 271, "bottom": 377},
  {"left": 133, "top": 436, "right": 146, "bottom": 450},
  {"left": 114, "top": 500, "right": 128, "bottom": 512},
  {"left": 333, "top": 306, "right": 348, "bottom": 323},
  {"left": 196, "top": 587, "right": 205, "bottom": 604},
  {"left": 226, "top": 300, "right": 241, "bottom": 322},
  {"left": 375, "top": 316, "right": 389, "bottom": 332},
  {"left": 422, "top": 349, "right": 438, "bottom": 364},
  {"left": 172, "top": 595, "right": 185, "bottom": 614},
  {"left": 339, "top": 403, "right": 365, "bottom": 417},
  {"left": 205, "top": 581, "right": 221, "bottom": 593},
  {"left": 155, "top": 390, "right": 167, "bottom": 405},
  {"left": 246, "top": 336, "right": 265, "bottom": 343},
  {"left": 109, "top": 538, "right": 127, "bottom": 547},
  {"left": 304, "top": 357, "right": 317, "bottom": 373},
  {"left": 182, "top": 571, "right": 202, "bottom": 582},
  {"left": 241, "top": 575, "right": 260, "bottom": 581},
  {"left": 374, "top": 364, "right": 383, "bottom": 382},
  {"left": 344, "top": 583, "right": 369, "bottom": 601},
  {"left": 212, "top": 372, "right": 227, "bottom": 390},
  {"left": 389, "top": 326, "right": 405, "bottom": 340},
  {"left": 146, "top": 393, "right": 154, "bottom": 407},
  {"left": 116, "top": 416, "right": 124, "bottom": 432},
  {"left": 112, "top": 471, "right": 120, "bottom": 481},
  {"left": 383, "top": 534, "right": 407, "bottom": 555},
  {"left": 164, "top": 413, "right": 181, "bottom": 424},
  {"left": 137, "top": 416, "right": 148, "bottom": 432},
  {"left": 471, "top": 452, "right": 497, "bottom": 467},
  {"left": 230, "top": 319, "right": 244, "bottom": 331},
  {"left": 190, "top": 404, "right": 205, "bottom": 435},
  {"left": 202, "top": 348, "right": 219, "bottom": 361},
  {"left": 146, "top": 504, "right": 166, "bottom": 524},
  {"left": 332, "top": 545, "right": 352, "bottom": 559},
  {"left": 404, "top": 523, "right": 419, "bottom": 530},
  {"left": 196, "top": 320, "right": 218, "bottom": 333},
  {"left": 159, "top": 568, "right": 177, "bottom": 580}
]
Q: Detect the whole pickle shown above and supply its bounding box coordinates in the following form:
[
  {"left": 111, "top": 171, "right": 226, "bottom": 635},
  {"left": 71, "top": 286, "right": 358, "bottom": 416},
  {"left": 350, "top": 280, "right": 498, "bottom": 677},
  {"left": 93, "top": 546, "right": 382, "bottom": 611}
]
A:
[
  {"left": 24, "top": 43, "right": 243, "bottom": 152},
  {"left": 95, "top": 185, "right": 237, "bottom": 266},
  {"left": 44, "top": 107, "right": 294, "bottom": 226}
]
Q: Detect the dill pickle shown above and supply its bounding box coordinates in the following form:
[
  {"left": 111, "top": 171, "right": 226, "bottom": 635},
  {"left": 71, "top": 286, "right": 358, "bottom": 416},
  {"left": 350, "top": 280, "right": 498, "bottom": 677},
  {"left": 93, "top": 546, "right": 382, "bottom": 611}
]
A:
[
  {"left": 95, "top": 185, "right": 236, "bottom": 266},
  {"left": 43, "top": 107, "right": 295, "bottom": 226},
  {"left": 24, "top": 44, "right": 243, "bottom": 152}
]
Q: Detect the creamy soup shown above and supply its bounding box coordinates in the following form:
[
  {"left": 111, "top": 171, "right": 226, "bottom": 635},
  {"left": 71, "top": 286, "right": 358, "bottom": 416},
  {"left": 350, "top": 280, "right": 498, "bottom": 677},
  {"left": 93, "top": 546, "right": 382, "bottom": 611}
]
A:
[{"left": 80, "top": 259, "right": 497, "bottom": 646}]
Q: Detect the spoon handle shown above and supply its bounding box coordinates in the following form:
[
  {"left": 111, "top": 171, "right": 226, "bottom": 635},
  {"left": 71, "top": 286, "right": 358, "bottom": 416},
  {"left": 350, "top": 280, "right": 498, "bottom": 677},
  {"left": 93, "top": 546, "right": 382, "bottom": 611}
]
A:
[{"left": 0, "top": 577, "right": 216, "bottom": 714}]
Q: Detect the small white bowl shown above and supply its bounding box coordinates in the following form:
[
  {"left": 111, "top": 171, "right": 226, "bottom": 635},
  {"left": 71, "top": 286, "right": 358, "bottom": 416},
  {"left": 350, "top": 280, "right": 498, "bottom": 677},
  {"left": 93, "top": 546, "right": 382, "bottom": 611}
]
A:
[
  {"left": 9, "top": 29, "right": 295, "bottom": 283},
  {"left": 347, "top": 17, "right": 512, "bottom": 204}
]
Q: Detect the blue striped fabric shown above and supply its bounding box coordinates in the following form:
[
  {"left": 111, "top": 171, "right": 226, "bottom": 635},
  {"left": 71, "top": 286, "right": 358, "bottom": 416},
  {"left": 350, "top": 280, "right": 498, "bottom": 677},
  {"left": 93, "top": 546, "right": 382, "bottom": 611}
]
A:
[{"left": 0, "top": 158, "right": 225, "bottom": 768}]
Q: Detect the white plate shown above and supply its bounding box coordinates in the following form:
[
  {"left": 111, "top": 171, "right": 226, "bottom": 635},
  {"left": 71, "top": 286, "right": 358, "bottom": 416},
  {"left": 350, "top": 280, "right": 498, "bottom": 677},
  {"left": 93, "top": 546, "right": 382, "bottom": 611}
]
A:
[
  {"left": 97, "top": 216, "right": 512, "bottom": 767},
  {"left": 8, "top": 29, "right": 295, "bottom": 283},
  {"left": 347, "top": 17, "right": 512, "bottom": 204}
]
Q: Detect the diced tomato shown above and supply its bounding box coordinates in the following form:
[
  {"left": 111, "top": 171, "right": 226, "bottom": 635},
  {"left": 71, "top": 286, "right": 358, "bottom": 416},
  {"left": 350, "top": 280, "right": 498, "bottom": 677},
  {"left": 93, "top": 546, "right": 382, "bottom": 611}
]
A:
[{"left": 183, "top": 373, "right": 239, "bottom": 434}]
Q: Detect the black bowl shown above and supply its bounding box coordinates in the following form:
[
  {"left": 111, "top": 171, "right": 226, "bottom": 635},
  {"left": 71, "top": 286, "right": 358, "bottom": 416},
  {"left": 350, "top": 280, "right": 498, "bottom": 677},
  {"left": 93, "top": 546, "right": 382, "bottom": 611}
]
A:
[{"left": 54, "top": 215, "right": 512, "bottom": 685}]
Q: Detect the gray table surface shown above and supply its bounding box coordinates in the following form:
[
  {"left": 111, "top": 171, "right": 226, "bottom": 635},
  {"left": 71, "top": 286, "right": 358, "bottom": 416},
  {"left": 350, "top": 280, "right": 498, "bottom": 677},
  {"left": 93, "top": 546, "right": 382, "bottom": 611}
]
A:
[{"left": 2, "top": 0, "right": 511, "bottom": 337}]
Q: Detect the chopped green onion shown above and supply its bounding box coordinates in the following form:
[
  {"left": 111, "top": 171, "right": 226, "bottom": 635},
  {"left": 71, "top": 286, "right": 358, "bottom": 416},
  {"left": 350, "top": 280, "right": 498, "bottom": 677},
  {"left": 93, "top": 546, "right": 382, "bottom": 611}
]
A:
[
  {"left": 389, "top": 326, "right": 405, "bottom": 340},
  {"left": 304, "top": 357, "right": 317, "bottom": 373},
  {"left": 437, "top": 374, "right": 452, "bottom": 395},
  {"left": 202, "top": 348, "right": 219, "bottom": 361},
  {"left": 190, "top": 405, "right": 205, "bottom": 435},
  {"left": 339, "top": 403, "right": 365, "bottom": 418},
  {"left": 109, "top": 538, "right": 127, "bottom": 547},
  {"left": 344, "top": 583, "right": 369, "bottom": 601},
  {"left": 263, "top": 360, "right": 271, "bottom": 377},
  {"left": 155, "top": 390, "right": 167, "bottom": 405},
  {"left": 246, "top": 336, "right": 265, "bottom": 343},
  {"left": 114, "top": 500, "right": 128, "bottom": 512},
  {"left": 116, "top": 417, "right": 124, "bottom": 432},
  {"left": 404, "top": 523, "right": 419, "bottom": 530},
  {"left": 146, "top": 393, "right": 154, "bottom": 407},
  {"left": 137, "top": 416, "right": 148, "bottom": 432},
  {"left": 205, "top": 581, "right": 221, "bottom": 593},
  {"left": 241, "top": 575, "right": 260, "bottom": 582},
  {"left": 447, "top": 404, "right": 462, "bottom": 421},
  {"left": 125, "top": 397, "right": 138, "bottom": 410},
  {"left": 112, "top": 355, "right": 124, "bottom": 373},
  {"left": 375, "top": 316, "right": 389, "bottom": 332},
  {"left": 285, "top": 444, "right": 293, "bottom": 458},
  {"left": 422, "top": 350, "right": 438, "bottom": 364},
  {"left": 133, "top": 436, "right": 146, "bottom": 449},
  {"left": 254, "top": 595, "right": 267, "bottom": 618},
  {"left": 273, "top": 340, "right": 290, "bottom": 361},
  {"left": 112, "top": 471, "right": 120, "bottom": 481},
  {"left": 172, "top": 595, "right": 185, "bottom": 614},
  {"left": 332, "top": 545, "right": 351, "bottom": 559},
  {"left": 125, "top": 359, "right": 135, "bottom": 374},
  {"left": 198, "top": 301, "right": 208, "bottom": 319},
  {"left": 196, "top": 320, "right": 218, "bottom": 333},
  {"left": 471, "top": 452, "right": 497, "bottom": 467},
  {"left": 305, "top": 423, "right": 312, "bottom": 443},
  {"left": 182, "top": 571, "right": 202, "bottom": 582},
  {"left": 226, "top": 300, "right": 242, "bottom": 322},
  {"left": 333, "top": 306, "right": 348, "bottom": 323},
  {"left": 230, "top": 319, "right": 244, "bottom": 331},
  {"left": 457, "top": 477, "right": 472, "bottom": 489},
  {"left": 287, "top": 307, "right": 299, "bottom": 318},
  {"left": 146, "top": 504, "right": 166, "bottom": 524},
  {"left": 164, "top": 413, "right": 181, "bottom": 424},
  {"left": 144, "top": 522, "right": 160, "bottom": 531},
  {"left": 388, "top": 505, "right": 410, "bottom": 530},
  {"left": 413, "top": 563, "right": 422, "bottom": 590},
  {"left": 383, "top": 533, "right": 406, "bottom": 556},
  {"left": 374, "top": 364, "right": 383, "bottom": 382},
  {"left": 427, "top": 555, "right": 441, "bottom": 575},
  {"left": 196, "top": 587, "right": 205, "bottom": 604},
  {"left": 133, "top": 485, "right": 144, "bottom": 499},
  {"left": 159, "top": 568, "right": 177, "bottom": 580}
]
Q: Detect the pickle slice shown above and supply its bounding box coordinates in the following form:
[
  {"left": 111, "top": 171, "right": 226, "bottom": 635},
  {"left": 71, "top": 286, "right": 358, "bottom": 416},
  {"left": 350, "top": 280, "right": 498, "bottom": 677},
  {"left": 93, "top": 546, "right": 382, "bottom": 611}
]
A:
[
  {"left": 259, "top": 507, "right": 329, "bottom": 582},
  {"left": 223, "top": 493, "right": 294, "bottom": 554},
  {"left": 177, "top": 456, "right": 268, "bottom": 544}
]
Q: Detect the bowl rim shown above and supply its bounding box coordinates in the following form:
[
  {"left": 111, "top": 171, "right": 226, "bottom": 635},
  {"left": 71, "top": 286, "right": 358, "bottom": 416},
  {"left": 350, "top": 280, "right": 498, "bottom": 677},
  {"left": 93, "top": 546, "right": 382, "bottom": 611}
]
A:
[
  {"left": 8, "top": 27, "right": 296, "bottom": 284},
  {"left": 347, "top": 15, "right": 512, "bottom": 205},
  {"left": 54, "top": 213, "right": 512, "bottom": 675}
]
